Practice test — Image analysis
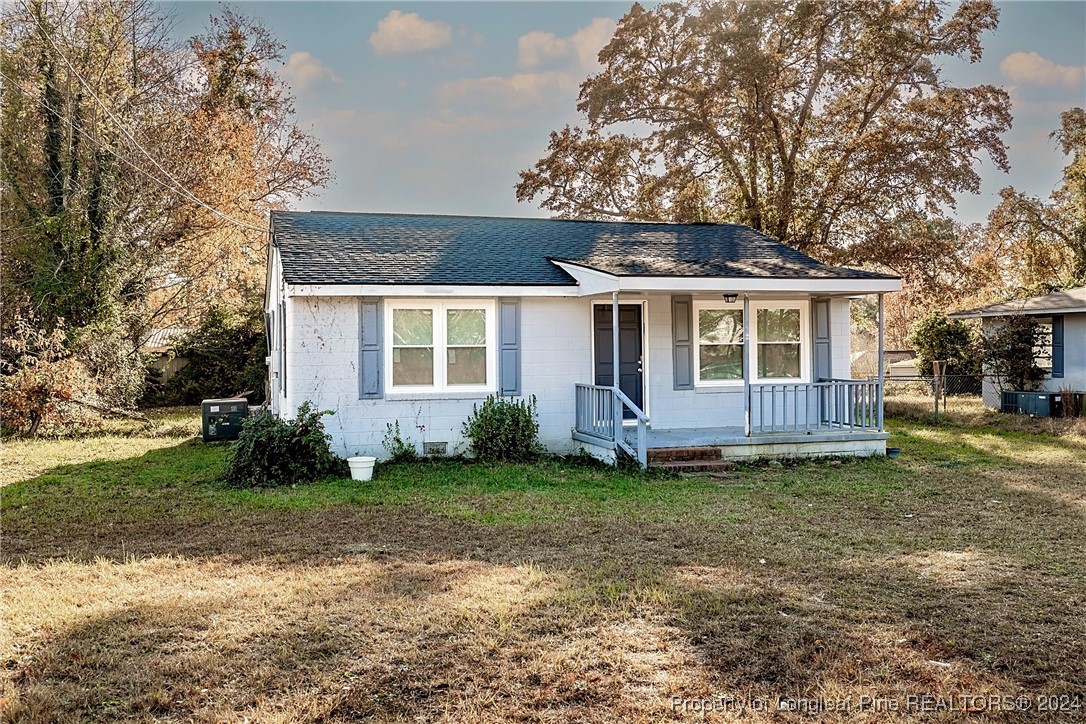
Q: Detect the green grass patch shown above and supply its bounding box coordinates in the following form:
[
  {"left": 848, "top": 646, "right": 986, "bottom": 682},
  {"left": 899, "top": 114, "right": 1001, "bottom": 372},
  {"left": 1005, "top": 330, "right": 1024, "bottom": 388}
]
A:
[{"left": 4, "top": 413, "right": 1086, "bottom": 721}]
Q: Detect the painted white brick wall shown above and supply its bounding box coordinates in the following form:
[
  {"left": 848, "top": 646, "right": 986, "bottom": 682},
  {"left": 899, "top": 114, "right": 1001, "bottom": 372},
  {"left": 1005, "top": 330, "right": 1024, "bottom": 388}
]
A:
[
  {"left": 282, "top": 293, "right": 857, "bottom": 457},
  {"left": 284, "top": 296, "right": 593, "bottom": 458},
  {"left": 830, "top": 297, "right": 852, "bottom": 380}
]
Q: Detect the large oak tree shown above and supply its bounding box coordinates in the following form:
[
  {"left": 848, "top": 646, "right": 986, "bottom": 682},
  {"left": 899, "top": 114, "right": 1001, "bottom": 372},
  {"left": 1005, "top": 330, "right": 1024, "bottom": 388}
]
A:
[
  {"left": 982, "top": 107, "right": 1086, "bottom": 294},
  {"left": 516, "top": 0, "right": 1012, "bottom": 259}
]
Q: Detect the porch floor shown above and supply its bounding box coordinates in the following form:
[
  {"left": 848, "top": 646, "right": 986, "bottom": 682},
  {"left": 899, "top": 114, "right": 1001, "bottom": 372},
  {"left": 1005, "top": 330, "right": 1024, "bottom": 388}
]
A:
[{"left": 635, "top": 425, "right": 888, "bottom": 449}]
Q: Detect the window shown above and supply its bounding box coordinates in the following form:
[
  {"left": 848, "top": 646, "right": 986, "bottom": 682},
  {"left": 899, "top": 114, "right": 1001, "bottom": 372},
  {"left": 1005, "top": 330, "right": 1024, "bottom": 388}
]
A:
[
  {"left": 695, "top": 305, "right": 744, "bottom": 384},
  {"left": 387, "top": 301, "right": 495, "bottom": 391},
  {"left": 446, "top": 309, "right": 487, "bottom": 384},
  {"left": 690, "top": 301, "right": 810, "bottom": 385},
  {"left": 1033, "top": 318, "right": 1053, "bottom": 372},
  {"left": 391, "top": 308, "right": 434, "bottom": 385},
  {"left": 754, "top": 305, "right": 807, "bottom": 380}
]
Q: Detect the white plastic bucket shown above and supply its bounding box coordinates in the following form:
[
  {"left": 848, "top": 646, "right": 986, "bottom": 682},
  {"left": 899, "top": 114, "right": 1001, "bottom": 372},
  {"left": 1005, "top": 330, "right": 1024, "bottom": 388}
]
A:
[{"left": 346, "top": 456, "right": 377, "bottom": 482}]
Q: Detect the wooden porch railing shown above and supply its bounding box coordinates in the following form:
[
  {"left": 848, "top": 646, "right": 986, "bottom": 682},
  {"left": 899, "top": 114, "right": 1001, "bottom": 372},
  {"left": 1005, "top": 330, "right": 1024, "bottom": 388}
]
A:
[
  {"left": 748, "top": 378, "right": 881, "bottom": 435},
  {"left": 573, "top": 383, "right": 648, "bottom": 467}
]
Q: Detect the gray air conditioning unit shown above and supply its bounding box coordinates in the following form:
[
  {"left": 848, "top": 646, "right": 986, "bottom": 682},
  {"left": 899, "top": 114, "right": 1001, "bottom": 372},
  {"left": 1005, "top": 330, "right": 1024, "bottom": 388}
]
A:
[
  {"left": 1001, "top": 391, "right": 1053, "bottom": 417},
  {"left": 202, "top": 398, "right": 249, "bottom": 441}
]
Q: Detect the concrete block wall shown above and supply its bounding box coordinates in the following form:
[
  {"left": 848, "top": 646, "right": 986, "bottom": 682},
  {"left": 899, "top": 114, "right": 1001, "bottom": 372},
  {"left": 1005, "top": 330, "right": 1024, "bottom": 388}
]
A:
[
  {"left": 830, "top": 298, "right": 852, "bottom": 379},
  {"left": 282, "top": 293, "right": 857, "bottom": 458},
  {"left": 284, "top": 296, "right": 593, "bottom": 458},
  {"left": 643, "top": 293, "right": 745, "bottom": 429}
]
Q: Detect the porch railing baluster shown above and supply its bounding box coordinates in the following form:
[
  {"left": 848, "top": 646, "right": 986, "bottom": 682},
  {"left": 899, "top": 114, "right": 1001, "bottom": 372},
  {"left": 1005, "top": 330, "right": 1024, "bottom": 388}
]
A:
[
  {"left": 746, "top": 379, "right": 883, "bottom": 435},
  {"left": 573, "top": 382, "right": 648, "bottom": 468}
]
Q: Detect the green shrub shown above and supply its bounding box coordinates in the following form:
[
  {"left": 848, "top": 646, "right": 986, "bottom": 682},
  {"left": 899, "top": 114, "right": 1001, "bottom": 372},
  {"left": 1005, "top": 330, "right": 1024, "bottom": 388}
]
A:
[
  {"left": 463, "top": 394, "right": 541, "bottom": 462},
  {"left": 143, "top": 304, "right": 267, "bottom": 407},
  {"left": 222, "top": 402, "right": 347, "bottom": 488},
  {"left": 909, "top": 314, "right": 981, "bottom": 376},
  {"left": 981, "top": 315, "right": 1047, "bottom": 392},
  {"left": 382, "top": 421, "right": 419, "bottom": 462}
]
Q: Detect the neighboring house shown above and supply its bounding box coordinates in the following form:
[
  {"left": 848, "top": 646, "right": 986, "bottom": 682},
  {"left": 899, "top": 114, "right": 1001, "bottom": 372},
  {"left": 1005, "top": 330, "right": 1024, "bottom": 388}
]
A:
[
  {"left": 141, "top": 327, "right": 193, "bottom": 384},
  {"left": 851, "top": 349, "right": 916, "bottom": 378},
  {"left": 950, "top": 286, "right": 1086, "bottom": 409},
  {"left": 887, "top": 357, "right": 920, "bottom": 378},
  {"left": 265, "top": 212, "right": 901, "bottom": 465}
]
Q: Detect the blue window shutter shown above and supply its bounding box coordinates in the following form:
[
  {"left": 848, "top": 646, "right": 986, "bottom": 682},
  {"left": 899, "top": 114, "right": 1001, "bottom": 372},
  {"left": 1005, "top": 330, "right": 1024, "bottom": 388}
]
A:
[
  {"left": 813, "top": 299, "right": 831, "bottom": 381},
  {"left": 672, "top": 295, "right": 694, "bottom": 390},
  {"left": 1051, "top": 315, "right": 1064, "bottom": 378},
  {"left": 359, "top": 299, "right": 383, "bottom": 398},
  {"left": 498, "top": 299, "right": 521, "bottom": 396}
]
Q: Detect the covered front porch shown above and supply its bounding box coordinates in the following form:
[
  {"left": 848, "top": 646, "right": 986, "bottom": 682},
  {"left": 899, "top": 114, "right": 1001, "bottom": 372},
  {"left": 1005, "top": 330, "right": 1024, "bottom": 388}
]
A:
[
  {"left": 573, "top": 378, "right": 890, "bottom": 467},
  {"left": 555, "top": 262, "right": 898, "bottom": 466}
]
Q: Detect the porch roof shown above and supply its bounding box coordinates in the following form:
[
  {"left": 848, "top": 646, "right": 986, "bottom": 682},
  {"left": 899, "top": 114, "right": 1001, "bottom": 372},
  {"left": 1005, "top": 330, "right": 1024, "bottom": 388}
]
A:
[{"left": 552, "top": 261, "right": 900, "bottom": 296}]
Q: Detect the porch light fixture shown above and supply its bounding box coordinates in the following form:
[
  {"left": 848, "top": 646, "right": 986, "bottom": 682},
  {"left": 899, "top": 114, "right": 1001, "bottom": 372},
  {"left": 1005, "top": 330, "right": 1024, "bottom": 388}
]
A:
[{"left": 722, "top": 293, "right": 739, "bottom": 304}]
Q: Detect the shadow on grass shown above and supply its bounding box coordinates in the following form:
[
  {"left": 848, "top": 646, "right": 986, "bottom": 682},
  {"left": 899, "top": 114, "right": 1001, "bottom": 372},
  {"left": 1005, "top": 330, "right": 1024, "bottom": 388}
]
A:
[{"left": 3, "top": 426, "right": 1086, "bottom": 720}]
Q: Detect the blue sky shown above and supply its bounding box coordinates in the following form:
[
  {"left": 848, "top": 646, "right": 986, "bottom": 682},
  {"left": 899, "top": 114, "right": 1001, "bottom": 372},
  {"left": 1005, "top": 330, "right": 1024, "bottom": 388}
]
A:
[{"left": 168, "top": 1, "right": 1086, "bottom": 226}]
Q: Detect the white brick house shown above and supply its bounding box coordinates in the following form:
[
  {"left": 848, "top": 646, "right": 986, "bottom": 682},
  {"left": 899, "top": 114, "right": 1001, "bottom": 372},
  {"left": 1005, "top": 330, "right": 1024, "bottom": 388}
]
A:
[{"left": 265, "top": 212, "right": 900, "bottom": 465}]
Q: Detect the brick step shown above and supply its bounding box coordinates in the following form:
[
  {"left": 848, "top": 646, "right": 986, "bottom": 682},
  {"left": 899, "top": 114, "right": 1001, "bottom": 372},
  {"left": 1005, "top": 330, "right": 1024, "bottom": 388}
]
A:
[
  {"left": 647, "top": 446, "right": 723, "bottom": 464},
  {"left": 654, "top": 460, "right": 736, "bottom": 474}
]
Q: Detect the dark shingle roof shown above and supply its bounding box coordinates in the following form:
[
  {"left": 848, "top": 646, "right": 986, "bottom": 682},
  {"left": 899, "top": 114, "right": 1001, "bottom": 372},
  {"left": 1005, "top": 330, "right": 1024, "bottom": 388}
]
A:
[
  {"left": 949, "top": 286, "right": 1086, "bottom": 318},
  {"left": 271, "top": 211, "right": 896, "bottom": 286}
]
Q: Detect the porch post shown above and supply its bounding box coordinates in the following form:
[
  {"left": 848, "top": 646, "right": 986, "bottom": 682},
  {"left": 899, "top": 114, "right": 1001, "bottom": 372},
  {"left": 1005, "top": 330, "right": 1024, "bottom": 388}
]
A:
[
  {"left": 611, "top": 292, "right": 620, "bottom": 389},
  {"left": 612, "top": 291, "right": 621, "bottom": 438},
  {"left": 877, "top": 292, "right": 885, "bottom": 431},
  {"left": 743, "top": 294, "right": 751, "bottom": 437}
]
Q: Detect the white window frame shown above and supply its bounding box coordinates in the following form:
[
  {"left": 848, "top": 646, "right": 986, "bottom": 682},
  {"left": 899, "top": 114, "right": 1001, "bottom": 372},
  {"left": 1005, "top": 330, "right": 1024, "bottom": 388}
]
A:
[
  {"left": 1033, "top": 317, "right": 1053, "bottom": 372},
  {"left": 750, "top": 301, "right": 810, "bottom": 383},
  {"left": 693, "top": 300, "right": 745, "bottom": 387},
  {"left": 384, "top": 299, "right": 497, "bottom": 393}
]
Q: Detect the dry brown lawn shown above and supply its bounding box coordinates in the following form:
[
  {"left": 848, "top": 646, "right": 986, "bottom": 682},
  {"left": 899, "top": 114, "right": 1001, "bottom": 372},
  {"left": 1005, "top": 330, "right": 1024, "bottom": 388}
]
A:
[{"left": 2, "top": 414, "right": 1085, "bottom": 722}]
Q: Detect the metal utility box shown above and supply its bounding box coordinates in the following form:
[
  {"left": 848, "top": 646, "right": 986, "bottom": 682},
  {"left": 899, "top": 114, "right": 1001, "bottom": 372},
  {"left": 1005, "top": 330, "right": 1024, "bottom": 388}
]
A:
[
  {"left": 1001, "top": 391, "right": 1052, "bottom": 417},
  {"left": 201, "top": 398, "right": 248, "bottom": 441}
]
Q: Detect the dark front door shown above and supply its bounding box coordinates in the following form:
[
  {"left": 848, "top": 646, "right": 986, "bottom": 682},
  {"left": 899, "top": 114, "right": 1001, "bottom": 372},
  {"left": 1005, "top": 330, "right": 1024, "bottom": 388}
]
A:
[{"left": 594, "top": 304, "right": 644, "bottom": 419}]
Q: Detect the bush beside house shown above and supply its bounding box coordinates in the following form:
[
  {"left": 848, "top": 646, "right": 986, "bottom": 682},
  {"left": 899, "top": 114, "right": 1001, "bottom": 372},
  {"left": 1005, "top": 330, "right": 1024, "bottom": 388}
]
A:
[
  {"left": 463, "top": 395, "right": 541, "bottom": 462},
  {"left": 223, "top": 403, "right": 347, "bottom": 488}
]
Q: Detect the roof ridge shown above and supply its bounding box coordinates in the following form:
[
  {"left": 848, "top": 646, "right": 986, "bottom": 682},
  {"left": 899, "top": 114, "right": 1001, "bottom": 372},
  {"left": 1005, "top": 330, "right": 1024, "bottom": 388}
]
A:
[{"left": 271, "top": 208, "right": 758, "bottom": 230}]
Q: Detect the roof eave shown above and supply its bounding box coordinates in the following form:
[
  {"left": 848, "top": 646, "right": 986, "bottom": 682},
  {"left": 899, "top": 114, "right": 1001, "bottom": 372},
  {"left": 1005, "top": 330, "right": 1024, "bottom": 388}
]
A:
[
  {"left": 950, "top": 306, "right": 1086, "bottom": 319},
  {"left": 551, "top": 261, "right": 901, "bottom": 296}
]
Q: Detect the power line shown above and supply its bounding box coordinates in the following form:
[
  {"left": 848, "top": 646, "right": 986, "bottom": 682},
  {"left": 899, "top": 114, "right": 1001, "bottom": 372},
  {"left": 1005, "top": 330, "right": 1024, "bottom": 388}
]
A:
[
  {"left": 0, "top": 68, "right": 256, "bottom": 257},
  {"left": 19, "top": 2, "right": 269, "bottom": 236},
  {"left": 1, "top": 70, "right": 200, "bottom": 218}
]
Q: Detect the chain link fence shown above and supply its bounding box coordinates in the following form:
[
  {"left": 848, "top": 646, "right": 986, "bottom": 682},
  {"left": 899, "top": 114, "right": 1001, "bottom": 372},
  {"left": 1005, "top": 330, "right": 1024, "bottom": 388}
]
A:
[{"left": 881, "top": 374, "right": 986, "bottom": 418}]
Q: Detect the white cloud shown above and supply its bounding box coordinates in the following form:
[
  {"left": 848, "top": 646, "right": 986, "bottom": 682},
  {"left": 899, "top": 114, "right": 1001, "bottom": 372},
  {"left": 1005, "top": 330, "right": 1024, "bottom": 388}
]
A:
[
  {"left": 438, "top": 18, "right": 616, "bottom": 113},
  {"left": 439, "top": 71, "right": 580, "bottom": 110},
  {"left": 1000, "top": 51, "right": 1086, "bottom": 90},
  {"left": 369, "top": 10, "right": 452, "bottom": 56},
  {"left": 517, "top": 31, "right": 570, "bottom": 69},
  {"left": 281, "top": 51, "right": 341, "bottom": 91},
  {"left": 517, "top": 17, "right": 616, "bottom": 70}
]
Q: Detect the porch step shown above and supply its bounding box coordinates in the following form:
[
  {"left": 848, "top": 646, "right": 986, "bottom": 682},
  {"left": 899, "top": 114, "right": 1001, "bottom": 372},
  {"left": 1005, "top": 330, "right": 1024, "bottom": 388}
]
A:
[
  {"left": 647, "top": 446, "right": 723, "bottom": 464},
  {"left": 655, "top": 459, "right": 736, "bottom": 474}
]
